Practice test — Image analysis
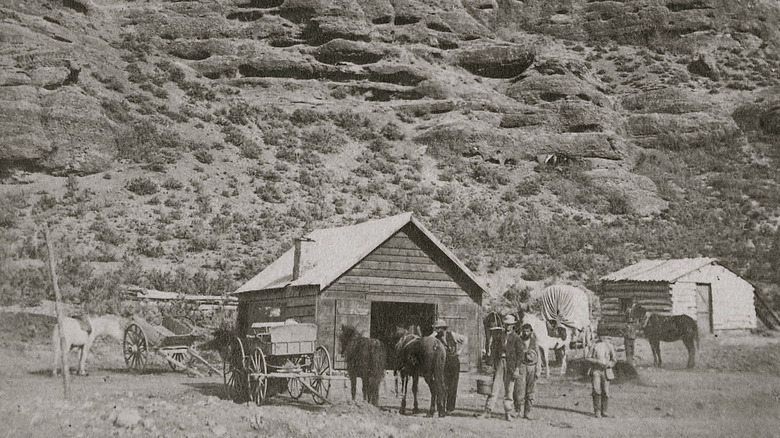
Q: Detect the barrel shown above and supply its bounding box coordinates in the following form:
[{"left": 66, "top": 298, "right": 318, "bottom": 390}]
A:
[{"left": 476, "top": 378, "right": 492, "bottom": 396}]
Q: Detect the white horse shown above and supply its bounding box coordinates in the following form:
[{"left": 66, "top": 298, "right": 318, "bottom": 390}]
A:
[
  {"left": 521, "top": 313, "right": 571, "bottom": 378},
  {"left": 51, "top": 315, "right": 124, "bottom": 377}
]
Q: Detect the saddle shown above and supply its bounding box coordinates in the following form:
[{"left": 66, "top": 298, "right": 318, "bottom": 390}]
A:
[{"left": 73, "top": 315, "right": 92, "bottom": 335}]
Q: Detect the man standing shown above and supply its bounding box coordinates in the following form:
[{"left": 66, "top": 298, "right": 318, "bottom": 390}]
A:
[
  {"left": 589, "top": 334, "right": 617, "bottom": 418},
  {"left": 433, "top": 319, "right": 467, "bottom": 413},
  {"left": 623, "top": 318, "right": 637, "bottom": 366},
  {"left": 477, "top": 314, "right": 515, "bottom": 420},
  {"left": 506, "top": 322, "right": 542, "bottom": 420}
]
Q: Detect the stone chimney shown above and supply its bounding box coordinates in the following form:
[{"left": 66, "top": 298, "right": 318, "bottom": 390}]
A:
[{"left": 292, "top": 237, "right": 314, "bottom": 281}]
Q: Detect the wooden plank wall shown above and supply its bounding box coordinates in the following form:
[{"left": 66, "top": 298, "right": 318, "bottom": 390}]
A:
[
  {"left": 236, "top": 286, "right": 318, "bottom": 335},
  {"left": 678, "top": 265, "right": 757, "bottom": 331},
  {"left": 322, "top": 228, "right": 482, "bottom": 370},
  {"left": 670, "top": 282, "right": 698, "bottom": 319},
  {"left": 600, "top": 281, "right": 671, "bottom": 333}
]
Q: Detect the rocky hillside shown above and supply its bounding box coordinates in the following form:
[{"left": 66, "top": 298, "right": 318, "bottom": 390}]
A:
[{"left": 2, "top": 0, "right": 780, "bottom": 312}]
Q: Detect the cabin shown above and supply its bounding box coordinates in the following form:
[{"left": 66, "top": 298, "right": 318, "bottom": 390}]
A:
[
  {"left": 600, "top": 258, "right": 757, "bottom": 335},
  {"left": 233, "top": 213, "right": 487, "bottom": 371}
]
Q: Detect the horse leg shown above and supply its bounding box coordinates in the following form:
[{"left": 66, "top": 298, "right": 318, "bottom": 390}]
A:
[
  {"left": 424, "top": 376, "right": 436, "bottom": 417},
  {"left": 400, "top": 376, "right": 407, "bottom": 414},
  {"left": 650, "top": 339, "right": 661, "bottom": 367},
  {"left": 560, "top": 347, "right": 568, "bottom": 376},
  {"left": 683, "top": 337, "right": 696, "bottom": 368},
  {"left": 412, "top": 375, "right": 420, "bottom": 414},
  {"left": 541, "top": 348, "right": 549, "bottom": 379},
  {"left": 350, "top": 375, "right": 357, "bottom": 402},
  {"left": 78, "top": 338, "right": 94, "bottom": 376}
]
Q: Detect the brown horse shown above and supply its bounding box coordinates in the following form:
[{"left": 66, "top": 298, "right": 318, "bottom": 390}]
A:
[
  {"left": 391, "top": 326, "right": 446, "bottom": 417},
  {"left": 339, "top": 325, "right": 386, "bottom": 406},
  {"left": 630, "top": 304, "right": 699, "bottom": 368}
]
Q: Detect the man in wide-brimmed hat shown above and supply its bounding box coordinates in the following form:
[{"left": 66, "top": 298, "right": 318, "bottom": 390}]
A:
[
  {"left": 433, "top": 318, "right": 467, "bottom": 413},
  {"left": 477, "top": 313, "right": 517, "bottom": 420},
  {"left": 506, "top": 322, "right": 542, "bottom": 420}
]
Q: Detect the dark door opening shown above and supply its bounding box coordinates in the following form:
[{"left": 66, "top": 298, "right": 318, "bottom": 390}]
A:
[{"left": 370, "top": 301, "right": 436, "bottom": 370}]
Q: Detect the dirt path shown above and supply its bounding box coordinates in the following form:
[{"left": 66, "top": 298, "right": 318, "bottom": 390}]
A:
[{"left": 2, "top": 313, "right": 780, "bottom": 437}]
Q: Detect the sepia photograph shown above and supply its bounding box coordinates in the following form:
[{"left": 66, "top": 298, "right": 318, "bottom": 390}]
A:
[{"left": 1, "top": 0, "right": 780, "bottom": 436}]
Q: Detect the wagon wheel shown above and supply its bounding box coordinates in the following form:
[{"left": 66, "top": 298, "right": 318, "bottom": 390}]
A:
[
  {"left": 223, "top": 337, "right": 248, "bottom": 403},
  {"left": 287, "top": 356, "right": 306, "bottom": 399},
  {"left": 248, "top": 348, "right": 268, "bottom": 406},
  {"left": 167, "top": 351, "right": 190, "bottom": 372},
  {"left": 123, "top": 323, "right": 148, "bottom": 373},
  {"left": 310, "top": 346, "right": 332, "bottom": 405}
]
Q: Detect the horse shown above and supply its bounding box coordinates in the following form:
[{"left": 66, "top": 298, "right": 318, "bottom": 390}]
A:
[
  {"left": 390, "top": 326, "right": 447, "bottom": 417},
  {"left": 629, "top": 304, "right": 699, "bottom": 368},
  {"left": 392, "top": 325, "right": 421, "bottom": 397},
  {"left": 338, "top": 325, "right": 387, "bottom": 406},
  {"left": 51, "top": 314, "right": 124, "bottom": 377}
]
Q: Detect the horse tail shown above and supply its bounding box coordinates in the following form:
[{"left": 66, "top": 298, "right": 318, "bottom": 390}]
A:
[
  {"left": 694, "top": 326, "right": 700, "bottom": 351},
  {"left": 369, "top": 339, "right": 387, "bottom": 405}
]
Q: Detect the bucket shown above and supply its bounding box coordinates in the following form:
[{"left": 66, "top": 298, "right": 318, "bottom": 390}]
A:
[{"left": 476, "top": 378, "right": 492, "bottom": 396}]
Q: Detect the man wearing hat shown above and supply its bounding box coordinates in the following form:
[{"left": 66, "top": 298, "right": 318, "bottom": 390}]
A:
[
  {"left": 506, "top": 322, "right": 542, "bottom": 420},
  {"left": 477, "top": 313, "right": 517, "bottom": 420},
  {"left": 433, "top": 318, "right": 467, "bottom": 413}
]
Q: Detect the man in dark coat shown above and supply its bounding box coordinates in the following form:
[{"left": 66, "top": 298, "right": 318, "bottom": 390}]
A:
[
  {"left": 433, "top": 319, "right": 467, "bottom": 413},
  {"left": 477, "top": 314, "right": 515, "bottom": 420},
  {"left": 506, "top": 323, "right": 542, "bottom": 420}
]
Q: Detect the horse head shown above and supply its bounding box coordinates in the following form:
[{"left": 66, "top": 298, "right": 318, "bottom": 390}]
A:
[
  {"left": 338, "top": 324, "right": 360, "bottom": 356},
  {"left": 628, "top": 304, "right": 650, "bottom": 328}
]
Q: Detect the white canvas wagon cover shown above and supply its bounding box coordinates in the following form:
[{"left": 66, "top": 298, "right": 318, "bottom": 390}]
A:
[{"left": 541, "top": 285, "right": 590, "bottom": 331}]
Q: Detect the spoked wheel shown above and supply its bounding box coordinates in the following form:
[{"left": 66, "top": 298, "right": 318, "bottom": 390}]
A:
[
  {"left": 248, "top": 348, "right": 268, "bottom": 406},
  {"left": 223, "top": 337, "right": 248, "bottom": 403},
  {"left": 287, "top": 357, "right": 306, "bottom": 399},
  {"left": 310, "top": 346, "right": 332, "bottom": 405},
  {"left": 167, "top": 351, "right": 189, "bottom": 372},
  {"left": 123, "top": 323, "right": 148, "bottom": 373}
]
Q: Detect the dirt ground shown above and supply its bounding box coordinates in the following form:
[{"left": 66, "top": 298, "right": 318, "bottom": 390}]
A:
[{"left": 1, "top": 311, "right": 780, "bottom": 438}]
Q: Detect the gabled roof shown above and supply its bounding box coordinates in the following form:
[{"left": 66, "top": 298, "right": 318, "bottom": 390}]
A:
[
  {"left": 600, "top": 257, "right": 718, "bottom": 283},
  {"left": 234, "top": 212, "right": 487, "bottom": 294}
]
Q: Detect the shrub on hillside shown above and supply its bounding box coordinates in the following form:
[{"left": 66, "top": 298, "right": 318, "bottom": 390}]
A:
[
  {"left": 116, "top": 120, "right": 185, "bottom": 165},
  {"left": 301, "top": 125, "right": 341, "bottom": 154},
  {"left": 193, "top": 149, "right": 214, "bottom": 164},
  {"left": 380, "top": 122, "right": 405, "bottom": 140},
  {"left": 126, "top": 177, "right": 158, "bottom": 195},
  {"left": 89, "top": 218, "right": 126, "bottom": 245}
]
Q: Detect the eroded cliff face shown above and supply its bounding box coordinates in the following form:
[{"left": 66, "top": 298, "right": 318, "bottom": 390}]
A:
[{"left": 1, "top": 0, "right": 779, "bottom": 212}]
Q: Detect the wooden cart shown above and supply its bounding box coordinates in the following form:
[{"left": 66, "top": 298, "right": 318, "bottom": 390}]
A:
[
  {"left": 123, "top": 315, "right": 221, "bottom": 377},
  {"left": 223, "top": 321, "right": 335, "bottom": 405}
]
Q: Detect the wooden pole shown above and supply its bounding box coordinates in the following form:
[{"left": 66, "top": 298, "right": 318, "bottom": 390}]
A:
[{"left": 44, "top": 225, "right": 70, "bottom": 399}]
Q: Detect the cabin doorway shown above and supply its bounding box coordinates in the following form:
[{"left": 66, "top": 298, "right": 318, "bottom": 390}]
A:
[
  {"left": 370, "top": 301, "right": 436, "bottom": 369},
  {"left": 695, "top": 283, "right": 713, "bottom": 334}
]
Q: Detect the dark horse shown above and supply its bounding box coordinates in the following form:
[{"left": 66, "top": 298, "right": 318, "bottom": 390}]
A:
[
  {"left": 630, "top": 304, "right": 699, "bottom": 368},
  {"left": 390, "top": 326, "right": 447, "bottom": 417},
  {"left": 339, "top": 325, "right": 387, "bottom": 406}
]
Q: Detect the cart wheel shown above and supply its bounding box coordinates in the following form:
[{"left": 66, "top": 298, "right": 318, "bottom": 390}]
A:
[
  {"left": 248, "top": 348, "right": 268, "bottom": 406},
  {"left": 168, "top": 351, "right": 189, "bottom": 372},
  {"left": 223, "top": 337, "right": 248, "bottom": 403},
  {"left": 123, "top": 323, "right": 148, "bottom": 373},
  {"left": 287, "top": 357, "right": 305, "bottom": 399},
  {"left": 311, "top": 346, "right": 332, "bottom": 405}
]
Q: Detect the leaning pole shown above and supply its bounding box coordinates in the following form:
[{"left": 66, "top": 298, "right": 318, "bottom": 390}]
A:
[{"left": 44, "top": 225, "right": 70, "bottom": 399}]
